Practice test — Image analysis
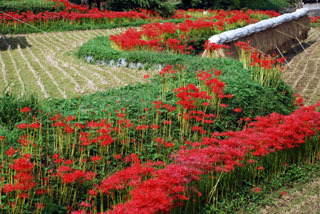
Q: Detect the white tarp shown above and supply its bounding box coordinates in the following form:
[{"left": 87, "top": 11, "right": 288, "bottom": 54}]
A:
[{"left": 208, "top": 8, "right": 309, "bottom": 44}]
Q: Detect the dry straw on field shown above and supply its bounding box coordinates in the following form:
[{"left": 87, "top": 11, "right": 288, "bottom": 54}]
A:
[{"left": 204, "top": 15, "right": 311, "bottom": 58}]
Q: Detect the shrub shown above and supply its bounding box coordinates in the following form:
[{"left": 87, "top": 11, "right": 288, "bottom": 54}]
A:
[
  {"left": 76, "top": 35, "right": 296, "bottom": 131},
  {"left": 105, "top": 0, "right": 174, "bottom": 17},
  {"left": 241, "top": 0, "right": 290, "bottom": 11},
  {"left": 180, "top": 0, "right": 240, "bottom": 10},
  {"left": 0, "top": 87, "right": 39, "bottom": 130},
  {"left": 0, "top": 0, "right": 64, "bottom": 13},
  {"left": 179, "top": 0, "right": 290, "bottom": 11}
]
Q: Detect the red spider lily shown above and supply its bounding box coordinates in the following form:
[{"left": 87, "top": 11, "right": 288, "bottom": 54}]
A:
[
  {"left": 233, "top": 108, "right": 242, "bottom": 113},
  {"left": 253, "top": 187, "right": 261, "bottom": 193},
  {"left": 20, "top": 107, "right": 31, "bottom": 113},
  {"left": 6, "top": 146, "right": 17, "bottom": 157},
  {"left": 88, "top": 189, "right": 97, "bottom": 196},
  {"left": 64, "top": 159, "right": 73, "bottom": 165},
  {"left": 16, "top": 123, "right": 29, "bottom": 129},
  {"left": 295, "top": 94, "right": 304, "bottom": 107},
  {"left": 257, "top": 166, "right": 264, "bottom": 170},
  {"left": 100, "top": 163, "right": 155, "bottom": 195},
  {"left": 310, "top": 16, "right": 320, "bottom": 23},
  {"left": 35, "top": 203, "right": 45, "bottom": 209},
  {"left": 91, "top": 156, "right": 102, "bottom": 163},
  {"left": 110, "top": 10, "right": 277, "bottom": 55},
  {"left": 204, "top": 41, "right": 230, "bottom": 51},
  {"left": 107, "top": 104, "right": 319, "bottom": 213},
  {"left": 64, "top": 125, "right": 75, "bottom": 133},
  {"left": 114, "top": 154, "right": 122, "bottom": 160}
]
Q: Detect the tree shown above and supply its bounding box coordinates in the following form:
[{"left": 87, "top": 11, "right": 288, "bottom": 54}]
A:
[{"left": 87, "top": 0, "right": 101, "bottom": 10}]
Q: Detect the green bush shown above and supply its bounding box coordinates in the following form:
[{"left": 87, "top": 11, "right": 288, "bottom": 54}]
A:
[
  {"left": 105, "top": 0, "right": 174, "bottom": 17},
  {"left": 68, "top": 0, "right": 83, "bottom": 4},
  {"left": 0, "top": 0, "right": 64, "bottom": 13},
  {"left": 179, "top": 0, "right": 290, "bottom": 11},
  {"left": 241, "top": 0, "right": 290, "bottom": 11},
  {"left": 0, "top": 87, "right": 40, "bottom": 130},
  {"left": 73, "top": 35, "right": 296, "bottom": 132},
  {"left": 180, "top": 0, "right": 240, "bottom": 10}
]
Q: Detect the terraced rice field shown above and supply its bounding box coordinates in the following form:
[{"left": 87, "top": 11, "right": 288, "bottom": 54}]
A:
[{"left": 0, "top": 28, "right": 156, "bottom": 99}]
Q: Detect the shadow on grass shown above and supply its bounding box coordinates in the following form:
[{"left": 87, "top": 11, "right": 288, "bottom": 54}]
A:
[{"left": 0, "top": 35, "right": 31, "bottom": 51}]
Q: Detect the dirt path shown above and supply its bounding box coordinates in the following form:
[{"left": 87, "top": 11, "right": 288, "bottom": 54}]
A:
[
  {"left": 0, "top": 29, "right": 155, "bottom": 99},
  {"left": 283, "top": 27, "right": 320, "bottom": 105},
  {"left": 260, "top": 177, "right": 320, "bottom": 214}
]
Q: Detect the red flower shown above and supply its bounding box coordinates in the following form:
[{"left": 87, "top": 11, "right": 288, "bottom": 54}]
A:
[
  {"left": 233, "top": 108, "right": 242, "bottom": 113},
  {"left": 6, "top": 147, "right": 17, "bottom": 157},
  {"left": 35, "top": 203, "right": 44, "bottom": 209},
  {"left": 17, "top": 123, "right": 29, "bottom": 129},
  {"left": 64, "top": 160, "right": 73, "bottom": 165},
  {"left": 253, "top": 187, "right": 261, "bottom": 193},
  {"left": 220, "top": 103, "right": 228, "bottom": 108},
  {"left": 114, "top": 154, "right": 122, "bottom": 160},
  {"left": 91, "top": 156, "right": 102, "bottom": 163},
  {"left": 257, "top": 166, "right": 264, "bottom": 170},
  {"left": 281, "top": 190, "right": 287, "bottom": 196},
  {"left": 21, "top": 107, "right": 31, "bottom": 113},
  {"left": 143, "top": 74, "right": 150, "bottom": 79},
  {"left": 88, "top": 189, "right": 97, "bottom": 196}
]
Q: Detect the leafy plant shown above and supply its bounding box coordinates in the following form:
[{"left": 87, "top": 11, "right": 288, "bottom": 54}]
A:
[
  {"left": 105, "top": 0, "right": 175, "bottom": 17},
  {"left": 179, "top": 0, "right": 290, "bottom": 11},
  {"left": 0, "top": 0, "right": 64, "bottom": 13},
  {"left": 78, "top": 35, "right": 295, "bottom": 129},
  {"left": 0, "top": 85, "right": 39, "bottom": 130}
]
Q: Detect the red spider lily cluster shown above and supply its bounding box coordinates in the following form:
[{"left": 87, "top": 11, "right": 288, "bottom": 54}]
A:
[
  {"left": 0, "top": 64, "right": 319, "bottom": 213},
  {"left": 0, "top": 0, "right": 159, "bottom": 33},
  {"left": 205, "top": 41, "right": 286, "bottom": 87},
  {"left": 105, "top": 104, "right": 320, "bottom": 214},
  {"left": 234, "top": 41, "right": 286, "bottom": 87},
  {"left": 310, "top": 16, "right": 320, "bottom": 23},
  {"left": 109, "top": 10, "right": 279, "bottom": 54},
  {"left": 0, "top": 9, "right": 154, "bottom": 24},
  {"left": 172, "top": 9, "right": 280, "bottom": 20}
]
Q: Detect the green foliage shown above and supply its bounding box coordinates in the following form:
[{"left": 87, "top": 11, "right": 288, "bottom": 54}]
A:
[
  {"left": 241, "top": 0, "right": 290, "bottom": 11},
  {"left": 74, "top": 35, "right": 296, "bottom": 131},
  {"left": 180, "top": 0, "right": 240, "bottom": 10},
  {"left": 105, "top": 0, "right": 175, "bottom": 17},
  {"left": 0, "top": 86, "right": 39, "bottom": 130},
  {"left": 68, "top": 0, "right": 83, "bottom": 4},
  {"left": 202, "top": 161, "right": 320, "bottom": 213},
  {"left": 0, "top": 19, "right": 153, "bottom": 34},
  {"left": 0, "top": 0, "right": 64, "bottom": 13},
  {"left": 1, "top": 15, "right": 184, "bottom": 35},
  {"left": 179, "top": 0, "right": 290, "bottom": 11}
]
